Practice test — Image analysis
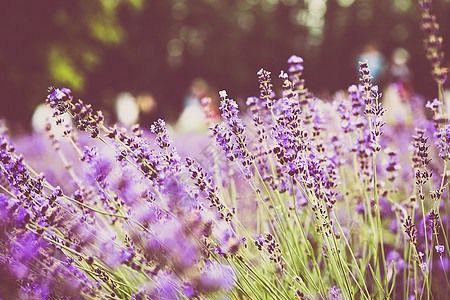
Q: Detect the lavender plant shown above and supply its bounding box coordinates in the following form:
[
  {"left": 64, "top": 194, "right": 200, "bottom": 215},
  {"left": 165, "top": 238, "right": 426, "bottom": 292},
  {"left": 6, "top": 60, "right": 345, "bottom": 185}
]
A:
[{"left": 1, "top": 2, "right": 450, "bottom": 300}]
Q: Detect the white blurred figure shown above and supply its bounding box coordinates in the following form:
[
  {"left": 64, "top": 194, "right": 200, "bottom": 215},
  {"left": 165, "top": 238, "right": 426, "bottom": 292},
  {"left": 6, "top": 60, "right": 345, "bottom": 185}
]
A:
[
  {"left": 176, "top": 99, "right": 206, "bottom": 132},
  {"left": 444, "top": 60, "right": 450, "bottom": 118},
  {"left": 32, "top": 103, "right": 72, "bottom": 137},
  {"left": 115, "top": 92, "right": 139, "bottom": 127},
  {"left": 445, "top": 89, "right": 450, "bottom": 118},
  {"left": 175, "top": 78, "right": 209, "bottom": 132}
]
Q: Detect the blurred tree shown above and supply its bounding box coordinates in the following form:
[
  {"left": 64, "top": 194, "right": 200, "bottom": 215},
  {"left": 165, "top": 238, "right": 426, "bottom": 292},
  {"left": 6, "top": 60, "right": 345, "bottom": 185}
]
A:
[
  {"left": 0, "top": 0, "right": 142, "bottom": 131},
  {"left": 0, "top": 0, "right": 449, "bottom": 131},
  {"left": 94, "top": 0, "right": 311, "bottom": 124}
]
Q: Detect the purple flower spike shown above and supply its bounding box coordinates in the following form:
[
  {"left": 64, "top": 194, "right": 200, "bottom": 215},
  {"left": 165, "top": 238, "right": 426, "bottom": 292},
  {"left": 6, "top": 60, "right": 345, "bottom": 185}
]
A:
[
  {"left": 418, "top": 0, "right": 447, "bottom": 84},
  {"left": 213, "top": 91, "right": 254, "bottom": 179},
  {"left": 197, "top": 261, "right": 236, "bottom": 293},
  {"left": 150, "top": 119, "right": 171, "bottom": 150},
  {"left": 47, "top": 87, "right": 72, "bottom": 103},
  {"left": 219, "top": 90, "right": 228, "bottom": 99},
  {"left": 279, "top": 70, "right": 288, "bottom": 80},
  {"left": 287, "top": 55, "right": 304, "bottom": 76},
  {"left": 436, "top": 125, "right": 450, "bottom": 159},
  {"left": 426, "top": 98, "right": 441, "bottom": 112},
  {"left": 15, "top": 206, "right": 31, "bottom": 228},
  {"left": 329, "top": 285, "right": 341, "bottom": 299},
  {"left": 287, "top": 55, "right": 304, "bottom": 64}
]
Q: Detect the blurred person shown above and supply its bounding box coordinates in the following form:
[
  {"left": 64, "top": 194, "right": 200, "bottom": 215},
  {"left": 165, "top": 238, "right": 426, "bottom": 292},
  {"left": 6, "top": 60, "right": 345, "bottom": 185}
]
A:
[
  {"left": 136, "top": 92, "right": 158, "bottom": 125},
  {"left": 357, "top": 42, "right": 386, "bottom": 85},
  {"left": 444, "top": 60, "right": 450, "bottom": 117},
  {"left": 383, "top": 47, "right": 414, "bottom": 127},
  {"left": 386, "top": 47, "right": 413, "bottom": 98},
  {"left": 115, "top": 92, "right": 139, "bottom": 127},
  {"left": 175, "top": 78, "right": 212, "bottom": 132}
]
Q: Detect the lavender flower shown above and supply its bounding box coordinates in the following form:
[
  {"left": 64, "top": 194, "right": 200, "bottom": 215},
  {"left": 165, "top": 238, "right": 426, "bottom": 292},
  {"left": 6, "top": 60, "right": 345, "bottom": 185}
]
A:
[
  {"left": 287, "top": 55, "right": 304, "bottom": 76},
  {"left": 185, "top": 157, "right": 233, "bottom": 222},
  {"left": 150, "top": 119, "right": 181, "bottom": 176},
  {"left": 425, "top": 97, "right": 447, "bottom": 129},
  {"left": 329, "top": 285, "right": 341, "bottom": 299},
  {"left": 419, "top": 0, "right": 448, "bottom": 84},
  {"left": 257, "top": 69, "right": 276, "bottom": 109},
  {"left": 436, "top": 124, "right": 450, "bottom": 159},
  {"left": 46, "top": 86, "right": 73, "bottom": 116},
  {"left": 435, "top": 244, "right": 444, "bottom": 254},
  {"left": 428, "top": 209, "right": 440, "bottom": 234},
  {"left": 403, "top": 215, "right": 417, "bottom": 245},
  {"left": 150, "top": 119, "right": 171, "bottom": 150},
  {"left": 287, "top": 55, "right": 307, "bottom": 97},
  {"left": 4, "top": 38, "right": 450, "bottom": 299},
  {"left": 212, "top": 90, "right": 254, "bottom": 179},
  {"left": 196, "top": 260, "right": 236, "bottom": 293},
  {"left": 386, "top": 250, "right": 405, "bottom": 274}
]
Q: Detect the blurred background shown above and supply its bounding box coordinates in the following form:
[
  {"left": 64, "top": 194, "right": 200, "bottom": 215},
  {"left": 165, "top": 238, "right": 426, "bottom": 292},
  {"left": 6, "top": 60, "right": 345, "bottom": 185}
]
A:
[{"left": 1, "top": 0, "right": 449, "bottom": 132}]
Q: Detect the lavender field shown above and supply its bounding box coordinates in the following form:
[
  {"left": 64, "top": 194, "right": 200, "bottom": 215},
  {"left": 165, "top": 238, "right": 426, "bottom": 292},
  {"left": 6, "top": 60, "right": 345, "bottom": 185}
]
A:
[{"left": 1, "top": 1, "right": 450, "bottom": 299}]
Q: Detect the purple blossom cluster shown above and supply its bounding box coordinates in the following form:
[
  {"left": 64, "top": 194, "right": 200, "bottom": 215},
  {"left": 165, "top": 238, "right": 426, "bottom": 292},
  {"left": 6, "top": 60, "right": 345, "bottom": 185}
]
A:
[
  {"left": 211, "top": 90, "right": 254, "bottom": 179},
  {"left": 419, "top": 0, "right": 448, "bottom": 84},
  {"left": 207, "top": 52, "right": 449, "bottom": 298},
  {"left": 1, "top": 90, "right": 240, "bottom": 299}
]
